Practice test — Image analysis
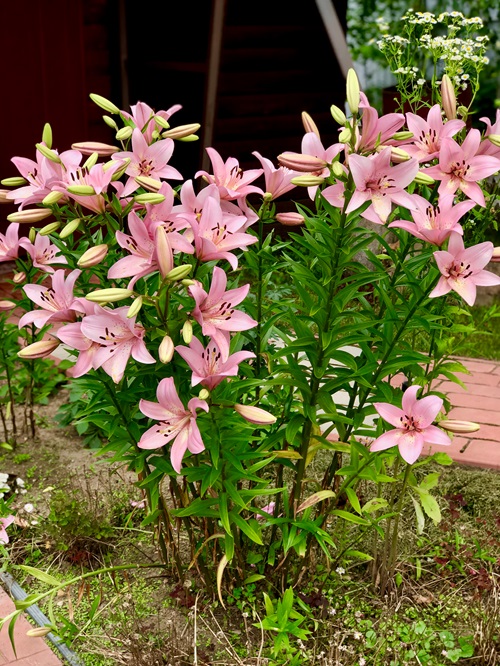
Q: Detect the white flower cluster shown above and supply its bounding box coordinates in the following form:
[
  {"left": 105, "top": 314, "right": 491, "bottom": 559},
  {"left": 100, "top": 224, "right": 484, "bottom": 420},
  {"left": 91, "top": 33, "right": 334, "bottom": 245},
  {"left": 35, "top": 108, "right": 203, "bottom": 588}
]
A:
[{"left": 403, "top": 10, "right": 437, "bottom": 25}]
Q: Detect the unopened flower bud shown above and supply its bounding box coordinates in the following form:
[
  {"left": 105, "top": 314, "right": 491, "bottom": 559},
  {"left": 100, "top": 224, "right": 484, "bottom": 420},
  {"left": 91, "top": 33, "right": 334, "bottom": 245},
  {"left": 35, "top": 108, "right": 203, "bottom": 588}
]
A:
[
  {"left": 234, "top": 404, "right": 276, "bottom": 425},
  {"left": 7, "top": 208, "right": 53, "bottom": 224},
  {"left": 26, "top": 627, "right": 52, "bottom": 638},
  {"left": 338, "top": 127, "right": 352, "bottom": 143},
  {"left": 89, "top": 93, "right": 120, "bottom": 114},
  {"left": 156, "top": 226, "right": 173, "bottom": 277},
  {"left": 67, "top": 185, "right": 96, "bottom": 196},
  {"left": 330, "top": 104, "right": 347, "bottom": 125},
  {"left": 301, "top": 111, "right": 320, "bottom": 137},
  {"left": 182, "top": 320, "right": 193, "bottom": 344},
  {"left": 1, "top": 177, "right": 28, "bottom": 187},
  {"left": 165, "top": 264, "right": 192, "bottom": 281},
  {"left": 162, "top": 123, "right": 201, "bottom": 139},
  {"left": 29, "top": 228, "right": 36, "bottom": 243},
  {"left": 457, "top": 105, "right": 468, "bottom": 119},
  {"left": 275, "top": 212, "right": 305, "bottom": 226},
  {"left": 107, "top": 158, "right": 130, "bottom": 180},
  {"left": 392, "top": 131, "right": 414, "bottom": 141},
  {"left": 0, "top": 300, "right": 16, "bottom": 311},
  {"left": 86, "top": 288, "right": 134, "bottom": 303},
  {"left": 414, "top": 172, "right": 435, "bottom": 186},
  {"left": 389, "top": 147, "right": 411, "bottom": 163},
  {"left": 331, "top": 162, "right": 345, "bottom": 179},
  {"left": 72, "top": 141, "right": 119, "bottom": 156},
  {"left": 18, "top": 339, "right": 59, "bottom": 359},
  {"left": 0, "top": 190, "right": 11, "bottom": 203},
  {"left": 177, "top": 135, "right": 199, "bottom": 142},
  {"left": 134, "top": 193, "right": 166, "bottom": 205},
  {"left": 116, "top": 126, "right": 133, "bottom": 141},
  {"left": 151, "top": 130, "right": 161, "bottom": 141},
  {"left": 35, "top": 143, "right": 61, "bottom": 164},
  {"left": 42, "top": 123, "right": 53, "bottom": 149},
  {"left": 42, "top": 191, "right": 64, "bottom": 206},
  {"left": 290, "top": 175, "right": 325, "bottom": 187},
  {"left": 103, "top": 115, "right": 118, "bottom": 130},
  {"left": 278, "top": 152, "right": 326, "bottom": 172},
  {"left": 441, "top": 74, "right": 456, "bottom": 120},
  {"left": 127, "top": 295, "right": 143, "bottom": 319},
  {"left": 60, "top": 218, "right": 81, "bottom": 238},
  {"left": 154, "top": 115, "right": 170, "bottom": 129},
  {"left": 135, "top": 175, "right": 162, "bottom": 192},
  {"left": 439, "top": 420, "right": 480, "bottom": 434},
  {"left": 77, "top": 244, "right": 108, "bottom": 268},
  {"left": 82, "top": 152, "right": 99, "bottom": 170},
  {"left": 13, "top": 272, "right": 26, "bottom": 284},
  {"left": 487, "top": 134, "right": 500, "bottom": 148},
  {"left": 346, "top": 68, "right": 360, "bottom": 115},
  {"left": 198, "top": 388, "right": 210, "bottom": 401},
  {"left": 38, "top": 222, "right": 61, "bottom": 236},
  {"left": 181, "top": 279, "right": 196, "bottom": 287},
  {"left": 158, "top": 335, "right": 174, "bottom": 363},
  {"left": 490, "top": 246, "right": 500, "bottom": 262}
]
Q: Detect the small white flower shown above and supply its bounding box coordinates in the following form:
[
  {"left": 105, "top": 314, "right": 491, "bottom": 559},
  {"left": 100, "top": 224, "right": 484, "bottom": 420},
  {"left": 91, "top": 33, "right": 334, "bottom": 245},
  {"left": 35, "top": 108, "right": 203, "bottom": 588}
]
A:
[
  {"left": 336, "top": 567, "right": 346, "bottom": 575},
  {"left": 353, "top": 631, "right": 362, "bottom": 640},
  {"left": 23, "top": 503, "right": 34, "bottom": 513},
  {"left": 359, "top": 658, "right": 366, "bottom": 666},
  {"left": 328, "top": 607, "right": 337, "bottom": 616},
  {"left": 417, "top": 78, "right": 426, "bottom": 85}
]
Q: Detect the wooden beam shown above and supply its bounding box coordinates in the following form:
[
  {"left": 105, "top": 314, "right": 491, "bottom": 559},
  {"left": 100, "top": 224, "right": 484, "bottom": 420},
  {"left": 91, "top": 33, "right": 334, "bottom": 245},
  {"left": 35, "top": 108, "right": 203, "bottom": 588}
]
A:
[{"left": 314, "top": 0, "right": 354, "bottom": 77}]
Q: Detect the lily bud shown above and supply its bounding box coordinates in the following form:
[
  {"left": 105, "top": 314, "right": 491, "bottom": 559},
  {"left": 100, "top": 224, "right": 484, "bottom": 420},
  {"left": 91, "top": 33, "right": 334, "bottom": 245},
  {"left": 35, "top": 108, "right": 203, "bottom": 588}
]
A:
[
  {"left": 177, "top": 135, "right": 199, "bottom": 142},
  {"left": 330, "top": 104, "right": 347, "bottom": 125},
  {"left": 275, "top": 212, "right": 305, "bottom": 226},
  {"left": 414, "top": 171, "right": 435, "bottom": 186},
  {"left": 18, "top": 339, "right": 59, "bottom": 359},
  {"left": 135, "top": 175, "right": 162, "bottom": 192},
  {"left": 457, "top": 105, "right": 468, "bottom": 120},
  {"left": 182, "top": 320, "right": 193, "bottom": 344},
  {"left": 77, "top": 244, "right": 108, "bottom": 268},
  {"left": 29, "top": 228, "right": 36, "bottom": 243},
  {"left": 86, "top": 288, "right": 134, "bottom": 303},
  {"left": 301, "top": 111, "right": 320, "bottom": 137},
  {"left": 439, "top": 420, "right": 480, "bottom": 434},
  {"left": 134, "top": 193, "right": 166, "bottom": 205},
  {"left": 156, "top": 226, "right": 173, "bottom": 277},
  {"left": 108, "top": 159, "right": 130, "bottom": 181},
  {"left": 42, "top": 123, "right": 53, "bottom": 149},
  {"left": 162, "top": 123, "right": 201, "bottom": 139},
  {"left": 338, "top": 127, "right": 352, "bottom": 143},
  {"left": 0, "top": 190, "right": 11, "bottom": 203},
  {"left": 489, "top": 246, "right": 500, "bottom": 262},
  {"left": 127, "top": 295, "right": 143, "bottom": 319},
  {"left": 67, "top": 185, "right": 96, "bottom": 196},
  {"left": 115, "top": 126, "right": 133, "bottom": 141},
  {"left": 234, "top": 404, "right": 276, "bottom": 425},
  {"left": 89, "top": 93, "right": 120, "bottom": 114},
  {"left": 487, "top": 134, "right": 500, "bottom": 148},
  {"left": 181, "top": 279, "right": 196, "bottom": 287},
  {"left": 154, "top": 115, "right": 170, "bottom": 129},
  {"left": 290, "top": 175, "right": 325, "bottom": 187},
  {"left": 198, "top": 388, "right": 210, "bottom": 401},
  {"left": 158, "top": 335, "right": 174, "bottom": 363},
  {"left": 82, "top": 152, "right": 99, "bottom": 170},
  {"left": 331, "top": 161, "right": 345, "bottom": 179},
  {"left": 1, "top": 177, "right": 28, "bottom": 187},
  {"left": 389, "top": 147, "right": 411, "bottom": 163},
  {"left": 42, "top": 191, "right": 64, "bottom": 206},
  {"left": 346, "top": 68, "right": 360, "bottom": 115},
  {"left": 441, "top": 74, "right": 456, "bottom": 120},
  {"left": 35, "top": 143, "right": 61, "bottom": 164},
  {"left": 26, "top": 627, "right": 52, "bottom": 638},
  {"left": 278, "top": 152, "right": 326, "bottom": 172},
  {"left": 151, "top": 130, "right": 161, "bottom": 141},
  {"left": 0, "top": 301, "right": 16, "bottom": 311},
  {"left": 72, "top": 141, "right": 119, "bottom": 156},
  {"left": 13, "top": 272, "right": 26, "bottom": 284},
  {"left": 7, "top": 208, "right": 53, "bottom": 224},
  {"left": 103, "top": 115, "right": 118, "bottom": 130},
  {"left": 392, "top": 131, "right": 414, "bottom": 141},
  {"left": 60, "top": 218, "right": 81, "bottom": 238},
  {"left": 165, "top": 264, "right": 192, "bottom": 281},
  {"left": 38, "top": 222, "right": 61, "bottom": 236}
]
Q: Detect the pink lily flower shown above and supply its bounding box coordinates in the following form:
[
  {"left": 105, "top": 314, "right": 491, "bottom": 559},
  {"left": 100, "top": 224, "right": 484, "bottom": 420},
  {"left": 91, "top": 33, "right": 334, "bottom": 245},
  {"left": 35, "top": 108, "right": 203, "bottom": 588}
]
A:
[
  {"left": 7, "top": 147, "right": 82, "bottom": 208},
  {"left": 138, "top": 377, "right": 209, "bottom": 473},
  {"left": 113, "top": 128, "right": 182, "bottom": 197},
  {"left": 301, "top": 132, "right": 343, "bottom": 199},
  {"left": 430, "top": 233, "right": 500, "bottom": 306},
  {"left": 190, "top": 196, "right": 257, "bottom": 270},
  {"left": 346, "top": 147, "right": 419, "bottom": 223},
  {"left": 189, "top": 266, "right": 257, "bottom": 358},
  {"left": 477, "top": 109, "right": 500, "bottom": 160},
  {"left": 424, "top": 130, "right": 500, "bottom": 206},
  {"left": 80, "top": 306, "right": 155, "bottom": 383},
  {"left": 56, "top": 319, "right": 102, "bottom": 377},
  {"left": 403, "top": 104, "right": 465, "bottom": 162},
  {"left": 0, "top": 223, "right": 25, "bottom": 262},
  {"left": 0, "top": 515, "right": 15, "bottom": 544},
  {"left": 19, "top": 235, "right": 68, "bottom": 273},
  {"left": 144, "top": 182, "right": 190, "bottom": 233},
  {"left": 371, "top": 385, "right": 450, "bottom": 464},
  {"left": 252, "top": 151, "right": 299, "bottom": 199},
  {"left": 321, "top": 182, "right": 346, "bottom": 209},
  {"left": 59, "top": 160, "right": 124, "bottom": 214},
  {"left": 176, "top": 336, "right": 255, "bottom": 390},
  {"left": 355, "top": 93, "right": 405, "bottom": 153},
  {"left": 389, "top": 195, "right": 475, "bottom": 246},
  {"left": 196, "top": 148, "right": 264, "bottom": 201},
  {"left": 121, "top": 101, "right": 182, "bottom": 145},
  {"left": 18, "top": 269, "right": 82, "bottom": 329}
]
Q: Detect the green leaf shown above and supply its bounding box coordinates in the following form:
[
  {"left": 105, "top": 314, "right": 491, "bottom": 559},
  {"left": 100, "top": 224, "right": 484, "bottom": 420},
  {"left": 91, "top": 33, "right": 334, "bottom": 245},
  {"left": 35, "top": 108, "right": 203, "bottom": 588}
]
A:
[
  {"left": 432, "top": 452, "right": 453, "bottom": 466},
  {"left": 418, "top": 491, "right": 441, "bottom": 524},
  {"left": 17, "top": 565, "right": 61, "bottom": 587},
  {"left": 345, "top": 488, "right": 362, "bottom": 515},
  {"left": 419, "top": 472, "right": 440, "bottom": 491},
  {"left": 230, "top": 512, "right": 264, "bottom": 545},
  {"left": 411, "top": 496, "right": 425, "bottom": 535},
  {"left": 242, "top": 574, "right": 266, "bottom": 585},
  {"left": 297, "top": 490, "right": 336, "bottom": 513},
  {"left": 331, "top": 509, "right": 370, "bottom": 525},
  {"left": 219, "top": 493, "right": 231, "bottom": 535},
  {"left": 362, "top": 497, "right": 388, "bottom": 514},
  {"left": 344, "top": 549, "right": 373, "bottom": 562}
]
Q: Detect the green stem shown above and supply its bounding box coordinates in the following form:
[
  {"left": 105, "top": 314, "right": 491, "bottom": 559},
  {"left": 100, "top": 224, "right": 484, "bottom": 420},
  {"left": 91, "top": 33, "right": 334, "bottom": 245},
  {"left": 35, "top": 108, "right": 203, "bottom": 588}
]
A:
[{"left": 387, "top": 462, "right": 412, "bottom": 582}]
